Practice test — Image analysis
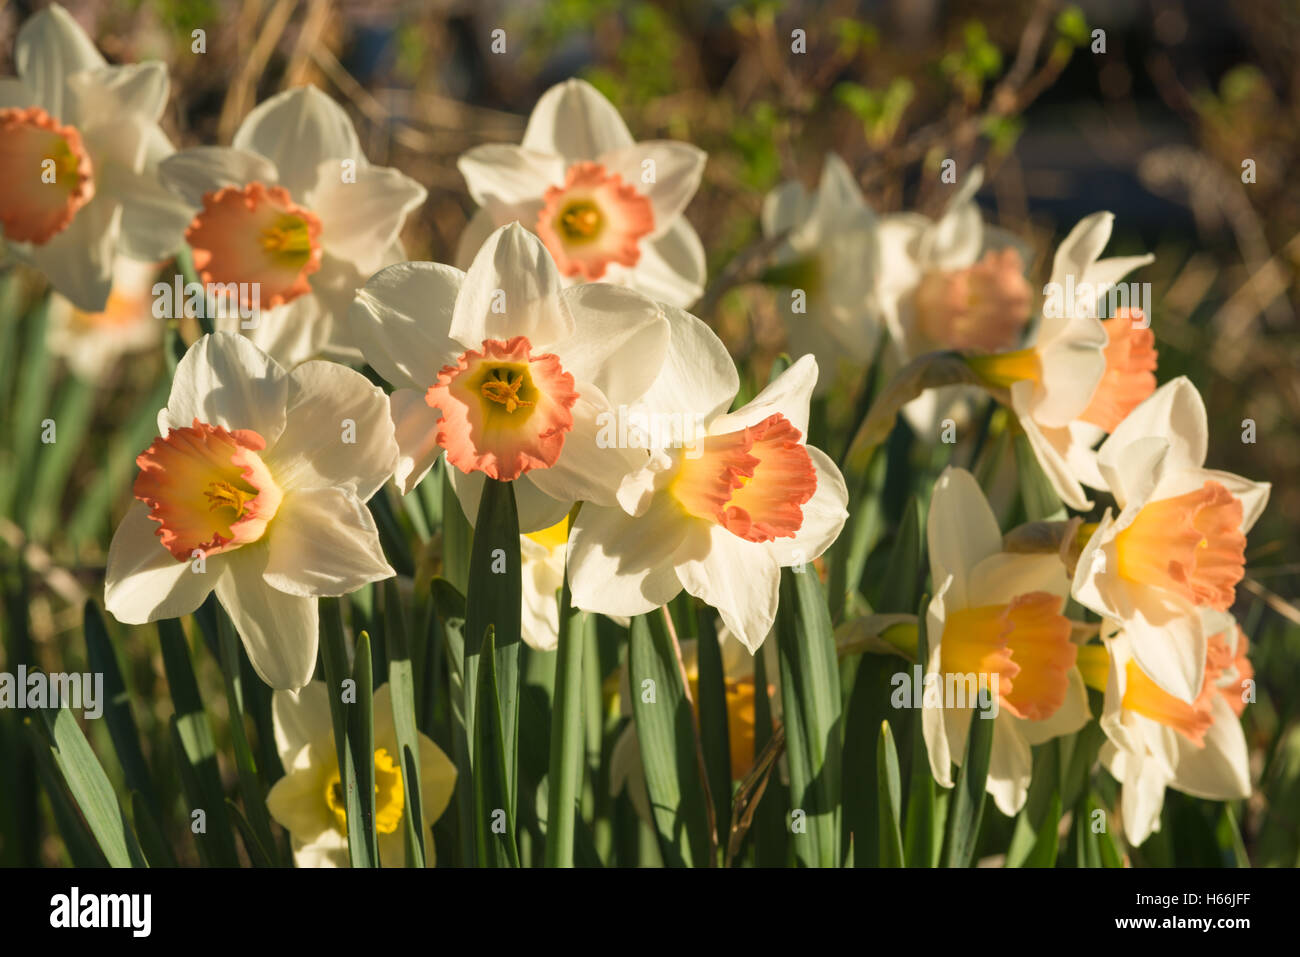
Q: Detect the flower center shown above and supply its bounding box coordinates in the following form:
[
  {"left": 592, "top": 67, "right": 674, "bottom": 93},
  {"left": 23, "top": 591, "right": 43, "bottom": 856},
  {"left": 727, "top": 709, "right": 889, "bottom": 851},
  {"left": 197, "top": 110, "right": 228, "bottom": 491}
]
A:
[
  {"left": 915, "top": 248, "right": 1032, "bottom": 352},
  {"left": 670, "top": 413, "right": 817, "bottom": 542},
  {"left": 427, "top": 336, "right": 579, "bottom": 481},
  {"left": 323, "top": 747, "right": 406, "bottom": 836},
  {"left": 185, "top": 182, "right": 323, "bottom": 310},
  {"left": 1114, "top": 480, "right": 1245, "bottom": 610},
  {"left": 1078, "top": 309, "right": 1158, "bottom": 432},
  {"left": 535, "top": 162, "right": 654, "bottom": 280},
  {"left": 133, "top": 419, "right": 282, "bottom": 561},
  {"left": 939, "top": 591, "right": 1074, "bottom": 721},
  {"left": 0, "top": 106, "right": 95, "bottom": 245}
]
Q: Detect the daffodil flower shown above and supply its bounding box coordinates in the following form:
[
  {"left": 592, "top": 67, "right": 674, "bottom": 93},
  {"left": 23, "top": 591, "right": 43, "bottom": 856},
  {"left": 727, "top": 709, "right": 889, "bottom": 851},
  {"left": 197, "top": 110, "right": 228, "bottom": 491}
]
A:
[
  {"left": 967, "top": 212, "right": 1155, "bottom": 509},
  {"left": 456, "top": 79, "right": 707, "bottom": 307},
  {"left": 47, "top": 256, "right": 162, "bottom": 381},
  {"left": 104, "top": 333, "right": 399, "bottom": 690},
  {"left": 158, "top": 86, "right": 426, "bottom": 366},
  {"left": 876, "top": 166, "right": 1033, "bottom": 432},
  {"left": 266, "top": 682, "right": 457, "bottom": 866},
  {"left": 0, "top": 4, "right": 192, "bottom": 311},
  {"left": 349, "top": 222, "right": 669, "bottom": 532},
  {"left": 520, "top": 515, "right": 570, "bottom": 652},
  {"left": 923, "top": 467, "right": 1091, "bottom": 816},
  {"left": 1072, "top": 377, "right": 1270, "bottom": 704},
  {"left": 761, "top": 153, "right": 883, "bottom": 395},
  {"left": 566, "top": 306, "right": 849, "bottom": 652},
  {"left": 1094, "top": 614, "right": 1252, "bottom": 846}
]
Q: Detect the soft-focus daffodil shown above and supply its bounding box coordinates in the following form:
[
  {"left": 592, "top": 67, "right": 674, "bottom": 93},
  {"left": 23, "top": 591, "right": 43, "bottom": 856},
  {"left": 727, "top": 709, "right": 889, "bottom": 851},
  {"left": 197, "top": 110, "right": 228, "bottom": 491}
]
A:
[
  {"left": 47, "top": 256, "right": 162, "bottom": 381},
  {"left": 0, "top": 4, "right": 191, "bottom": 310},
  {"left": 520, "top": 515, "right": 570, "bottom": 651},
  {"left": 1096, "top": 614, "right": 1252, "bottom": 846},
  {"left": 158, "top": 86, "right": 426, "bottom": 366},
  {"left": 923, "top": 467, "right": 1091, "bottom": 816},
  {"left": 1072, "top": 377, "right": 1270, "bottom": 704},
  {"left": 761, "top": 153, "right": 882, "bottom": 395},
  {"left": 266, "top": 682, "right": 457, "bottom": 866},
  {"left": 567, "top": 305, "right": 848, "bottom": 652},
  {"left": 104, "top": 333, "right": 399, "bottom": 689},
  {"left": 350, "top": 222, "right": 669, "bottom": 532},
  {"left": 456, "top": 79, "right": 706, "bottom": 307},
  {"left": 968, "top": 212, "right": 1156, "bottom": 509}
]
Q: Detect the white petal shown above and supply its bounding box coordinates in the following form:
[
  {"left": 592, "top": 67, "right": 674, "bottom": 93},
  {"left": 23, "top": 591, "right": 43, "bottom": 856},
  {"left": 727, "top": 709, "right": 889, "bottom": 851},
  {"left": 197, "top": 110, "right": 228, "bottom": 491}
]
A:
[
  {"left": 1121, "top": 748, "right": 1172, "bottom": 846},
  {"left": 69, "top": 61, "right": 168, "bottom": 124},
  {"left": 710, "top": 354, "right": 817, "bottom": 437},
  {"left": 112, "top": 127, "right": 194, "bottom": 261},
  {"left": 676, "top": 529, "right": 780, "bottom": 652},
  {"left": 624, "top": 217, "right": 706, "bottom": 308},
  {"left": 450, "top": 223, "right": 574, "bottom": 348},
  {"left": 264, "top": 360, "right": 399, "bottom": 499},
  {"left": 634, "top": 304, "right": 738, "bottom": 424},
  {"left": 350, "top": 260, "right": 463, "bottom": 391},
  {"left": 15, "top": 4, "right": 105, "bottom": 120},
  {"left": 1200, "top": 469, "right": 1271, "bottom": 534},
  {"left": 271, "top": 683, "right": 333, "bottom": 762},
  {"left": 162, "top": 333, "right": 289, "bottom": 443},
  {"left": 457, "top": 144, "right": 565, "bottom": 209},
  {"left": 1045, "top": 211, "right": 1114, "bottom": 331},
  {"left": 215, "top": 544, "right": 319, "bottom": 690},
  {"left": 525, "top": 391, "right": 643, "bottom": 508},
  {"left": 926, "top": 467, "right": 1002, "bottom": 611},
  {"left": 761, "top": 180, "right": 811, "bottom": 237},
  {"left": 104, "top": 502, "right": 219, "bottom": 623},
  {"left": 1128, "top": 610, "right": 1207, "bottom": 706},
  {"left": 1099, "top": 376, "right": 1208, "bottom": 478},
  {"left": 453, "top": 207, "right": 498, "bottom": 271},
  {"left": 521, "top": 78, "right": 635, "bottom": 161},
  {"left": 233, "top": 85, "right": 362, "bottom": 197},
  {"left": 920, "top": 167, "right": 984, "bottom": 270},
  {"left": 985, "top": 713, "right": 1032, "bottom": 816},
  {"left": 262, "top": 487, "right": 394, "bottom": 597},
  {"left": 567, "top": 498, "right": 694, "bottom": 617},
  {"left": 598, "top": 141, "right": 706, "bottom": 237},
  {"left": 966, "top": 551, "right": 1069, "bottom": 607},
  {"left": 27, "top": 195, "right": 118, "bottom": 312},
  {"left": 1012, "top": 381, "right": 1092, "bottom": 511},
  {"left": 389, "top": 389, "right": 443, "bottom": 494},
  {"left": 1033, "top": 315, "right": 1107, "bottom": 428},
  {"left": 765, "top": 446, "right": 848, "bottom": 567},
  {"left": 265, "top": 753, "right": 336, "bottom": 843},
  {"left": 159, "top": 147, "right": 280, "bottom": 208},
  {"left": 552, "top": 283, "right": 668, "bottom": 407},
  {"left": 1171, "top": 696, "right": 1251, "bottom": 800},
  {"left": 311, "top": 163, "right": 426, "bottom": 276}
]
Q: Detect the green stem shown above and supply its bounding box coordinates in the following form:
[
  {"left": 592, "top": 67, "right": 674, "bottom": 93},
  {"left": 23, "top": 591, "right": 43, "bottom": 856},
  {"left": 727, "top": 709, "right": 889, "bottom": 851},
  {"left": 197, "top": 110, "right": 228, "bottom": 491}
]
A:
[{"left": 544, "top": 576, "right": 585, "bottom": 867}]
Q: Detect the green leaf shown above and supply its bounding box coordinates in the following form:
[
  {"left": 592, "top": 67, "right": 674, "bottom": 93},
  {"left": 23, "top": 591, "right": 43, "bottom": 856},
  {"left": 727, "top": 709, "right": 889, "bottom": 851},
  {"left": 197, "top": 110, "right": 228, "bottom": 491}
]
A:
[
  {"left": 1021, "top": 792, "right": 1063, "bottom": 868},
  {"left": 26, "top": 714, "right": 110, "bottom": 866},
  {"left": 877, "top": 721, "right": 904, "bottom": 868},
  {"left": 872, "top": 495, "right": 926, "bottom": 614},
  {"left": 429, "top": 578, "right": 473, "bottom": 867},
  {"left": 694, "top": 604, "right": 733, "bottom": 840},
  {"left": 130, "top": 790, "right": 177, "bottom": 868},
  {"left": 842, "top": 650, "right": 901, "bottom": 866},
  {"left": 440, "top": 463, "right": 473, "bottom": 596},
  {"left": 629, "top": 611, "right": 711, "bottom": 867},
  {"left": 83, "top": 601, "right": 157, "bottom": 815},
  {"left": 1006, "top": 739, "right": 1062, "bottom": 867},
  {"left": 158, "top": 619, "right": 238, "bottom": 866},
  {"left": 344, "top": 632, "right": 378, "bottom": 867},
  {"left": 904, "top": 596, "right": 939, "bottom": 867},
  {"left": 383, "top": 578, "right": 427, "bottom": 867},
  {"left": 776, "top": 568, "right": 843, "bottom": 867},
  {"left": 940, "top": 700, "right": 995, "bottom": 867},
  {"left": 544, "top": 575, "right": 585, "bottom": 867},
  {"left": 463, "top": 478, "right": 521, "bottom": 820},
  {"left": 33, "top": 702, "right": 147, "bottom": 867},
  {"left": 473, "top": 627, "right": 520, "bottom": 866}
]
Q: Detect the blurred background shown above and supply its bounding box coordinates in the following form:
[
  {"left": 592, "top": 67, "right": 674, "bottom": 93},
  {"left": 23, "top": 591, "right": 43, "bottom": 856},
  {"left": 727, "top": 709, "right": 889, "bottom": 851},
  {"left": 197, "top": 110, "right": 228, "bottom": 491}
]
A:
[{"left": 1, "top": 0, "right": 1297, "bottom": 865}]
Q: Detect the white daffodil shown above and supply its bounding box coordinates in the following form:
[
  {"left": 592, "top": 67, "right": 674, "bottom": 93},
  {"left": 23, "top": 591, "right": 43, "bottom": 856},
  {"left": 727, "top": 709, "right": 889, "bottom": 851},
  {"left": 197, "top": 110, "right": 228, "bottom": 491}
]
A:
[
  {"left": 46, "top": 256, "right": 161, "bottom": 381},
  {"left": 158, "top": 86, "right": 426, "bottom": 366},
  {"left": 566, "top": 305, "right": 849, "bottom": 652},
  {"left": 456, "top": 78, "right": 706, "bottom": 308},
  {"left": 876, "top": 166, "right": 1033, "bottom": 432},
  {"left": 1096, "top": 614, "right": 1252, "bottom": 846},
  {"left": 104, "top": 333, "right": 399, "bottom": 690},
  {"left": 922, "top": 467, "right": 1090, "bottom": 817},
  {"left": 349, "top": 222, "right": 669, "bottom": 533},
  {"left": 611, "top": 628, "right": 774, "bottom": 825},
  {"left": 0, "top": 4, "right": 192, "bottom": 311},
  {"left": 761, "top": 153, "right": 882, "bottom": 395},
  {"left": 266, "top": 681, "right": 457, "bottom": 867},
  {"left": 967, "top": 212, "right": 1156, "bottom": 510},
  {"left": 1072, "top": 377, "right": 1270, "bottom": 704}
]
